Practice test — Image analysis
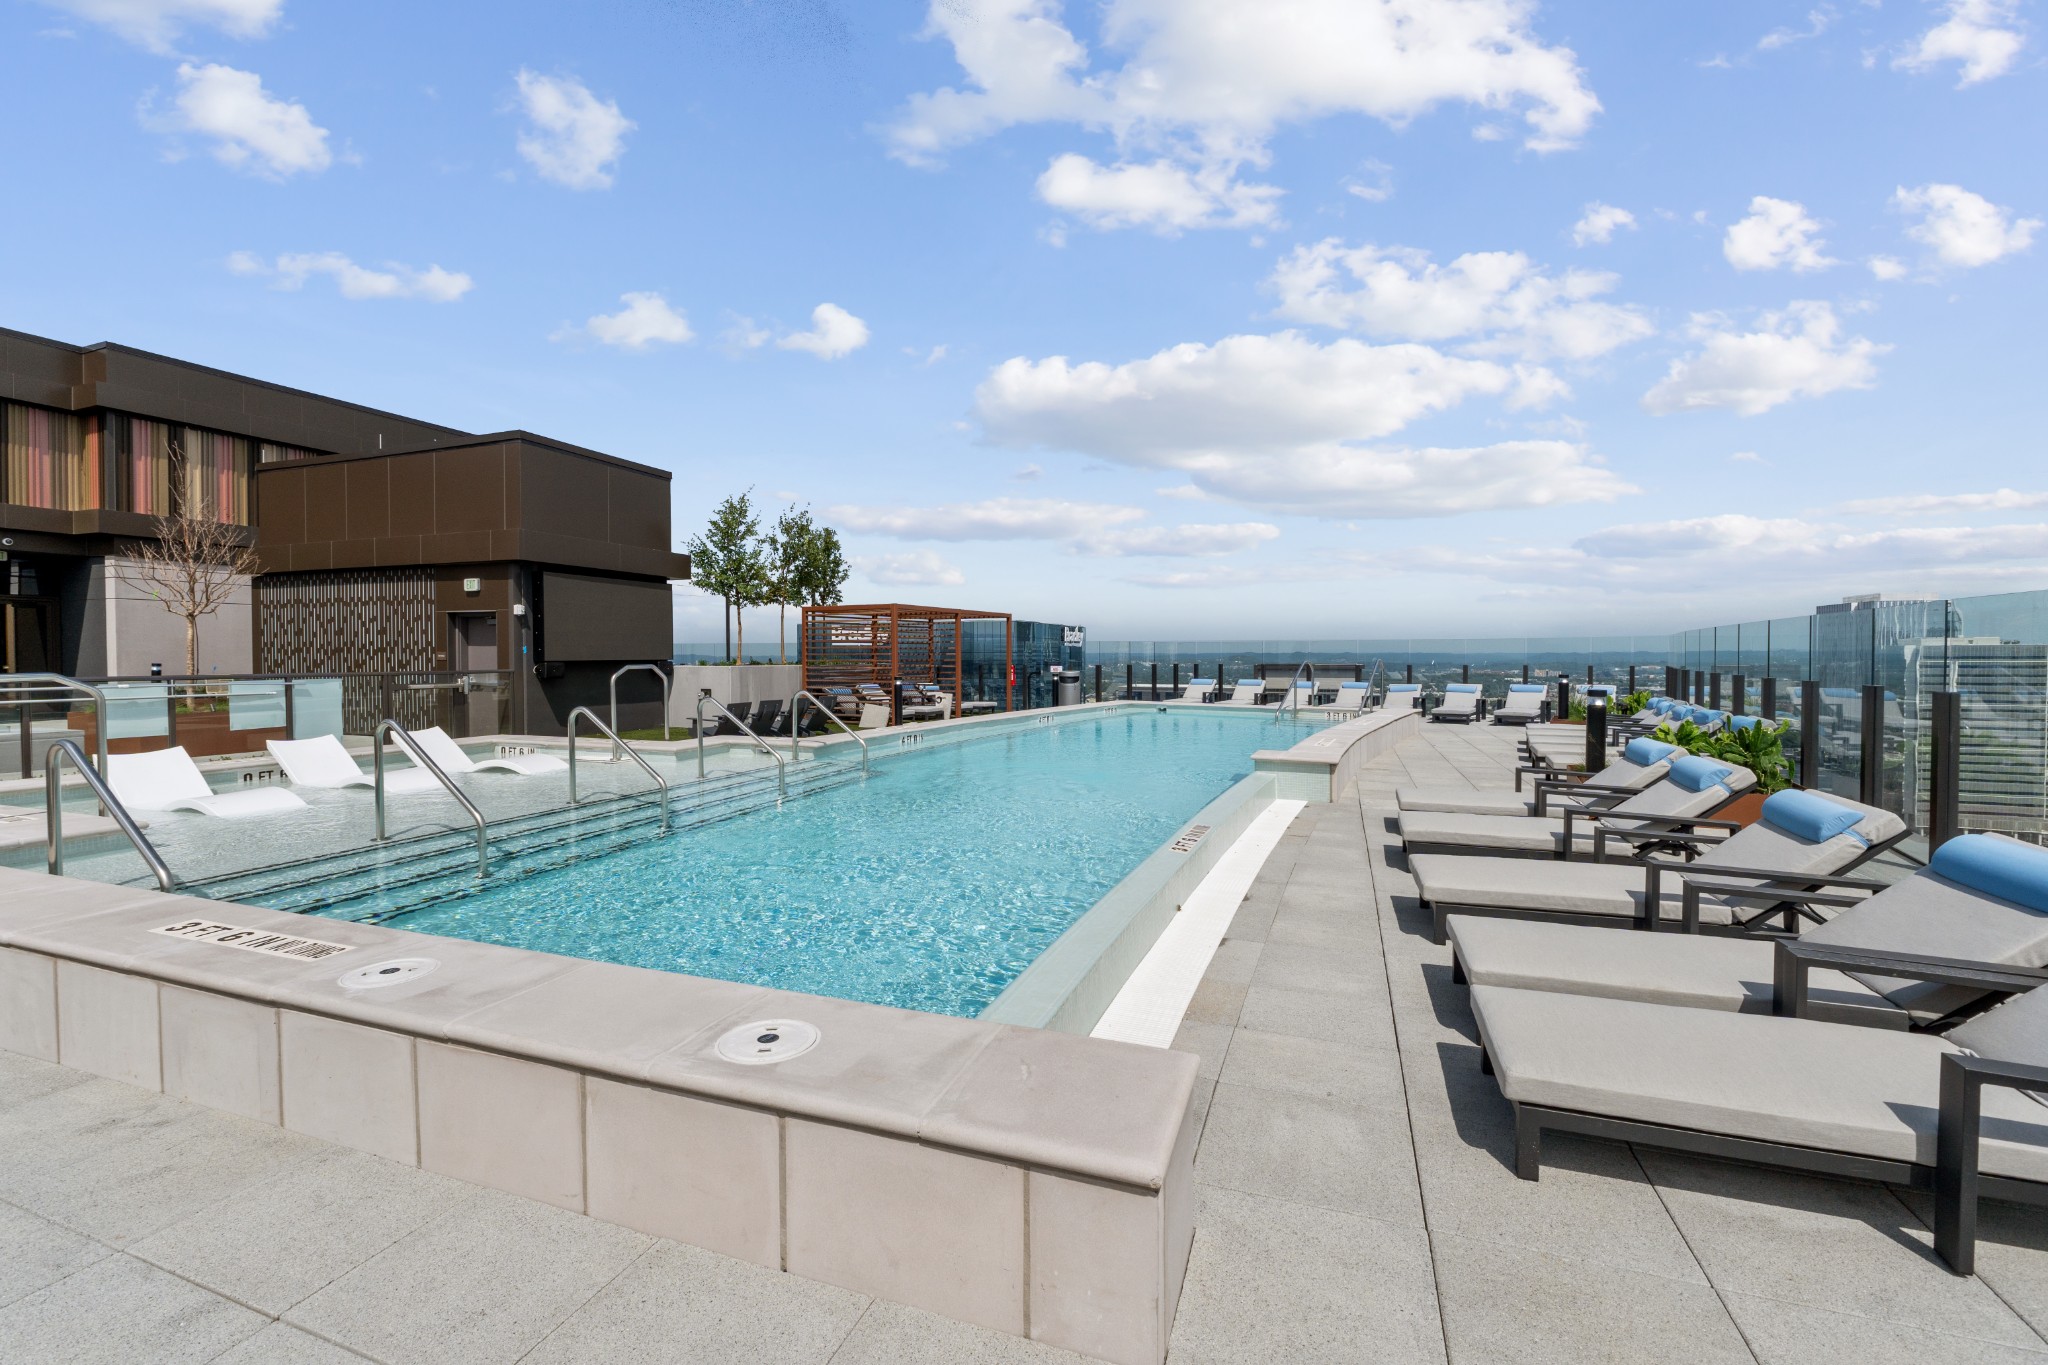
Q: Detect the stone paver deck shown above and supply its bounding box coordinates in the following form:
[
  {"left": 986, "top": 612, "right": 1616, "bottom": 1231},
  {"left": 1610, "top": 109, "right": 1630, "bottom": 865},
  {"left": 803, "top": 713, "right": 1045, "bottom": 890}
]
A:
[{"left": 4, "top": 718, "right": 2046, "bottom": 1362}]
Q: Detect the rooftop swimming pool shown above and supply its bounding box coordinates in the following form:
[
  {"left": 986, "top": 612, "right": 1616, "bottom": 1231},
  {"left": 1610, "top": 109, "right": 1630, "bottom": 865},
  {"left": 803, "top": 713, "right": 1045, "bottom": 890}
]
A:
[
  {"left": 23, "top": 707, "right": 1327, "bottom": 1018},
  {"left": 350, "top": 709, "right": 1319, "bottom": 1016}
]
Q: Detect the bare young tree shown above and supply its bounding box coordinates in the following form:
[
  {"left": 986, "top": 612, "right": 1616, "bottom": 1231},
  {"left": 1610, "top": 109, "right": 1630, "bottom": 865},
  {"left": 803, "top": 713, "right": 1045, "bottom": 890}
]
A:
[{"left": 123, "top": 443, "right": 260, "bottom": 676}]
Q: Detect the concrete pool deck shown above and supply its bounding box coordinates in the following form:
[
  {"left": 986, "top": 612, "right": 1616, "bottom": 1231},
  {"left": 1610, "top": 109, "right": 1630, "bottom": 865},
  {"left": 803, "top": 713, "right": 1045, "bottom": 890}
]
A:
[{"left": 6, "top": 719, "right": 2048, "bottom": 1362}]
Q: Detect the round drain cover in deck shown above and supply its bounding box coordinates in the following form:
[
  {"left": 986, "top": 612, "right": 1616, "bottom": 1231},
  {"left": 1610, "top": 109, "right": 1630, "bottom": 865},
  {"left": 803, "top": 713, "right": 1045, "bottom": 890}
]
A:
[
  {"left": 337, "top": 958, "right": 441, "bottom": 990},
  {"left": 715, "top": 1019, "right": 820, "bottom": 1065}
]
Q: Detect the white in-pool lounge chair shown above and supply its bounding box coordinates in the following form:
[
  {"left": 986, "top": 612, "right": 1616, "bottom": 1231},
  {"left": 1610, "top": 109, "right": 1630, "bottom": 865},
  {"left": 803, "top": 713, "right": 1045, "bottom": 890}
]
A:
[
  {"left": 1181, "top": 677, "right": 1218, "bottom": 703},
  {"left": 267, "top": 735, "right": 447, "bottom": 795},
  {"left": 1468, "top": 979, "right": 2048, "bottom": 1275},
  {"left": 1492, "top": 684, "right": 1548, "bottom": 726},
  {"left": 1446, "top": 828, "right": 2046, "bottom": 1028},
  {"left": 408, "top": 725, "right": 566, "bottom": 776},
  {"left": 107, "top": 747, "right": 307, "bottom": 819},
  {"left": 1397, "top": 755, "right": 1755, "bottom": 861},
  {"left": 1420, "top": 787, "right": 1904, "bottom": 946},
  {"left": 1219, "top": 679, "right": 1265, "bottom": 705},
  {"left": 1433, "top": 683, "right": 1482, "bottom": 723},
  {"left": 1397, "top": 737, "right": 1684, "bottom": 819},
  {"left": 1383, "top": 682, "right": 1422, "bottom": 712}
]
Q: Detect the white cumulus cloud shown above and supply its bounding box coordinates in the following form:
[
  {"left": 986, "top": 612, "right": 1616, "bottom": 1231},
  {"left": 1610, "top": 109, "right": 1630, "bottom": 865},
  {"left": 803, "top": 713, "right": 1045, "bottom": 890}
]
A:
[
  {"left": 830, "top": 496, "right": 1278, "bottom": 558},
  {"left": 1893, "top": 182, "right": 2040, "bottom": 267},
  {"left": 974, "top": 331, "right": 1632, "bottom": 518},
  {"left": 1642, "top": 301, "right": 1885, "bottom": 416},
  {"left": 514, "top": 70, "right": 633, "bottom": 190},
  {"left": 1722, "top": 196, "right": 1837, "bottom": 272},
  {"left": 856, "top": 551, "right": 966, "bottom": 587},
  {"left": 228, "top": 251, "right": 471, "bottom": 301},
  {"left": 887, "top": 0, "right": 1599, "bottom": 234},
  {"left": 1571, "top": 202, "right": 1636, "bottom": 246},
  {"left": 1894, "top": 0, "right": 2026, "bottom": 85},
  {"left": 1867, "top": 255, "right": 1909, "bottom": 280},
  {"left": 556, "top": 292, "right": 694, "bottom": 349},
  {"left": 778, "top": 303, "right": 870, "bottom": 359},
  {"left": 38, "top": 0, "right": 280, "bottom": 52},
  {"left": 1837, "top": 488, "right": 2048, "bottom": 516},
  {"left": 1035, "top": 154, "right": 1280, "bottom": 232},
  {"left": 160, "top": 62, "right": 329, "bottom": 178},
  {"left": 1268, "top": 240, "right": 1654, "bottom": 362}
]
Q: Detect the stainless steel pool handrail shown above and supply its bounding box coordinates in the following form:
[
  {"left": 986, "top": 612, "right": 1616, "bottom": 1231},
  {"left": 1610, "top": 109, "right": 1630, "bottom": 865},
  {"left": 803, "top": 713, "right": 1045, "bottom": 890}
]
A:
[
  {"left": 568, "top": 707, "right": 670, "bottom": 832},
  {"left": 1276, "top": 660, "right": 1316, "bottom": 721},
  {"left": 695, "top": 692, "right": 787, "bottom": 797},
  {"left": 788, "top": 690, "right": 869, "bottom": 773},
  {"left": 373, "top": 720, "right": 489, "bottom": 878},
  {"left": 5, "top": 673, "right": 113, "bottom": 809},
  {"left": 609, "top": 663, "right": 673, "bottom": 753},
  {"left": 44, "top": 739, "right": 175, "bottom": 892}
]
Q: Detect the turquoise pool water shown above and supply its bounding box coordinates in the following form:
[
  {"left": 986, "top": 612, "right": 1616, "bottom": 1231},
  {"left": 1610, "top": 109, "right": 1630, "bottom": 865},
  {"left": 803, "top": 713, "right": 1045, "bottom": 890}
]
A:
[{"left": 310, "top": 709, "right": 1322, "bottom": 1017}]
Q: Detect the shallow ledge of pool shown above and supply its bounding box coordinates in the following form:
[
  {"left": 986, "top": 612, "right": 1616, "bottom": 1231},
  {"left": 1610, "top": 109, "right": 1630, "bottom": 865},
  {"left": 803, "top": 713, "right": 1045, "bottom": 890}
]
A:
[{"left": 982, "top": 706, "right": 1420, "bottom": 1035}]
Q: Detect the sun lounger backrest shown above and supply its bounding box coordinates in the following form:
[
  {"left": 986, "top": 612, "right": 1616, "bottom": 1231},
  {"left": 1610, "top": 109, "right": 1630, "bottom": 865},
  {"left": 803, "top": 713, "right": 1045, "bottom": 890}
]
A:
[
  {"left": 1577, "top": 755, "right": 1670, "bottom": 793},
  {"left": 1687, "top": 790, "right": 1902, "bottom": 878},
  {"left": 1599, "top": 756, "right": 1752, "bottom": 827},
  {"left": 267, "top": 736, "right": 365, "bottom": 788},
  {"left": 405, "top": 726, "right": 478, "bottom": 774},
  {"left": 106, "top": 747, "right": 212, "bottom": 810},
  {"left": 1946, "top": 986, "right": 2048, "bottom": 1104},
  {"left": 1808, "top": 833, "right": 2048, "bottom": 1020}
]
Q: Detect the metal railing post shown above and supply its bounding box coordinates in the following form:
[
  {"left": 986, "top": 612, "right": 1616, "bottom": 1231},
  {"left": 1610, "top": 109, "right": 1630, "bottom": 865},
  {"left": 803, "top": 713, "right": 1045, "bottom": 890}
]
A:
[
  {"left": 1730, "top": 674, "right": 1745, "bottom": 716},
  {"left": 374, "top": 720, "right": 489, "bottom": 878},
  {"left": 1800, "top": 680, "right": 1821, "bottom": 789},
  {"left": 1762, "top": 677, "right": 1778, "bottom": 721},
  {"left": 1093, "top": 663, "right": 1102, "bottom": 702},
  {"left": 1929, "top": 690, "right": 1961, "bottom": 852},
  {"left": 1709, "top": 673, "right": 1723, "bottom": 711},
  {"left": 45, "top": 739, "right": 175, "bottom": 891},
  {"left": 1628, "top": 665, "right": 1637, "bottom": 695},
  {"left": 1859, "top": 684, "right": 1885, "bottom": 809}
]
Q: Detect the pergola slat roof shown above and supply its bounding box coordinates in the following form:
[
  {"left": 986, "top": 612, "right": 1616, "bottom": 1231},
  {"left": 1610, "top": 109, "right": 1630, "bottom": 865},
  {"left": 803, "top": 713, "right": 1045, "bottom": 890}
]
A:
[{"left": 800, "top": 603, "right": 1013, "bottom": 721}]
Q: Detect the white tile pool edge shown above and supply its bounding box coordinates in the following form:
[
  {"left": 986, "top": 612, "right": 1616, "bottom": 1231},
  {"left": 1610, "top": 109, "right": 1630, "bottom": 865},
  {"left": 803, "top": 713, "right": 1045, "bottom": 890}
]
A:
[
  {"left": 0, "top": 868, "right": 1196, "bottom": 1365},
  {"left": 1090, "top": 799, "right": 1306, "bottom": 1048}
]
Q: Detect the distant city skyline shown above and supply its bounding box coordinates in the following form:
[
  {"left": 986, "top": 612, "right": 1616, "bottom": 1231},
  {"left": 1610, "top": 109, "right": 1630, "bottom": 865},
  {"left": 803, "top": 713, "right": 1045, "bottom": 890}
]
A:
[{"left": 3, "top": 0, "right": 2042, "bottom": 636}]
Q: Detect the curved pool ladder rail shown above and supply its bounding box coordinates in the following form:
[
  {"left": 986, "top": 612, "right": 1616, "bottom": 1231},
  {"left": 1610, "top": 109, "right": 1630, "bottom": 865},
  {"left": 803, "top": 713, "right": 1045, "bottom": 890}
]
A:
[
  {"left": 1276, "top": 660, "right": 1317, "bottom": 721},
  {"left": 789, "top": 690, "right": 869, "bottom": 773},
  {"left": 373, "top": 720, "right": 490, "bottom": 879},
  {"left": 568, "top": 706, "right": 670, "bottom": 833},
  {"left": 43, "top": 738, "right": 176, "bottom": 892},
  {"left": 695, "top": 692, "right": 787, "bottom": 798},
  {"left": 609, "top": 663, "right": 674, "bottom": 753}
]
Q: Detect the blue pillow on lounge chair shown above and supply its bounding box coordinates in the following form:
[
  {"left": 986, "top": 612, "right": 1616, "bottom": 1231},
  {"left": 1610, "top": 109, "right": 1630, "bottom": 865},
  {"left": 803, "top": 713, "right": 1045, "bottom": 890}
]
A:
[
  {"left": 1446, "top": 683, "right": 1479, "bottom": 693},
  {"left": 1728, "top": 714, "right": 1766, "bottom": 731},
  {"left": 1387, "top": 683, "right": 1419, "bottom": 692},
  {"left": 1508, "top": 683, "right": 1546, "bottom": 693},
  {"left": 1666, "top": 755, "right": 1737, "bottom": 792},
  {"left": 1760, "top": 790, "right": 1866, "bottom": 844},
  {"left": 1622, "top": 737, "right": 1681, "bottom": 767},
  {"left": 1928, "top": 833, "right": 2048, "bottom": 913}
]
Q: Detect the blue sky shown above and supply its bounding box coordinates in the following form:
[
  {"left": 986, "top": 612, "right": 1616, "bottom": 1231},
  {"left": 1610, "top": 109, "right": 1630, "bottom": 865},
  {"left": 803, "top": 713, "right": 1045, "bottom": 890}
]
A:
[{"left": 2, "top": 0, "right": 2043, "bottom": 641}]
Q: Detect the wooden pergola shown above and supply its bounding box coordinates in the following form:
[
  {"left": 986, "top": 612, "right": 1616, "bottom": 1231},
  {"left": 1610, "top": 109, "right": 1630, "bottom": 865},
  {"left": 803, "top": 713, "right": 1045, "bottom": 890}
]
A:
[{"left": 800, "top": 603, "right": 1012, "bottom": 722}]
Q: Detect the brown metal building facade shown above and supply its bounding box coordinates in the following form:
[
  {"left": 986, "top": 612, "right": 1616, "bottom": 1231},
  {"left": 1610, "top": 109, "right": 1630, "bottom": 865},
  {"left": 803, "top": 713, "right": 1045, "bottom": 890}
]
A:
[{"left": 0, "top": 326, "right": 687, "bottom": 734}]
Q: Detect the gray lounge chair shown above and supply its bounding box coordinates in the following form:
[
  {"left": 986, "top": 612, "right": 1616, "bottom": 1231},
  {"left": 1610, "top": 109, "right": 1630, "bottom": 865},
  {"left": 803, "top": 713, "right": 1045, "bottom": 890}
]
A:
[
  {"left": 1397, "top": 736, "right": 1683, "bottom": 818},
  {"left": 1492, "top": 684, "right": 1548, "bottom": 725},
  {"left": 1398, "top": 755, "right": 1756, "bottom": 861},
  {"left": 1447, "top": 828, "right": 2046, "bottom": 1028},
  {"left": 1468, "top": 978, "right": 2048, "bottom": 1275},
  {"left": 1433, "top": 683, "right": 1482, "bottom": 723},
  {"left": 1382, "top": 683, "right": 1422, "bottom": 712}
]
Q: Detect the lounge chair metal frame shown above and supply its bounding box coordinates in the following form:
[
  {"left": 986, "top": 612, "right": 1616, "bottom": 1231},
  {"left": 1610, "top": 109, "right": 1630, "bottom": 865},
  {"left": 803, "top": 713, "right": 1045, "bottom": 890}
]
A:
[
  {"left": 1500, "top": 943, "right": 2048, "bottom": 1275},
  {"left": 1426, "top": 823, "right": 1909, "bottom": 945}
]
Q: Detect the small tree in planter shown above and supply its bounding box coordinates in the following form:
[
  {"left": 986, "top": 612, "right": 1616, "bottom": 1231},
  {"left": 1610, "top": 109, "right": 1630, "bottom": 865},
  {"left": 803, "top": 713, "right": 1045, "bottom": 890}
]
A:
[
  {"left": 686, "top": 491, "right": 768, "bottom": 663},
  {"left": 122, "top": 442, "right": 260, "bottom": 677}
]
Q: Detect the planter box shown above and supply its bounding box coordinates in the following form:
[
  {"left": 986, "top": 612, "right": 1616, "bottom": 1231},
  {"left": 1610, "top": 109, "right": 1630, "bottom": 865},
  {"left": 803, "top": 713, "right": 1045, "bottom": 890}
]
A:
[{"left": 1719, "top": 792, "right": 1768, "bottom": 828}]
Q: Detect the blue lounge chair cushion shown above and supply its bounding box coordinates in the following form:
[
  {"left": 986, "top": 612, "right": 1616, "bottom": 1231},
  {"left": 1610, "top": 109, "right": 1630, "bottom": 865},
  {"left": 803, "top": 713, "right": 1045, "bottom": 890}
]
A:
[
  {"left": 1507, "top": 684, "right": 1547, "bottom": 693},
  {"left": 1666, "top": 755, "right": 1738, "bottom": 793},
  {"left": 1446, "top": 683, "right": 1480, "bottom": 693},
  {"left": 1760, "top": 790, "right": 1866, "bottom": 844},
  {"left": 1728, "top": 714, "right": 1766, "bottom": 731},
  {"left": 1387, "top": 683, "right": 1420, "bottom": 692},
  {"left": 1237, "top": 679, "right": 1261, "bottom": 686},
  {"left": 1623, "top": 737, "right": 1682, "bottom": 767},
  {"left": 1928, "top": 833, "right": 2048, "bottom": 914},
  {"left": 1187, "top": 678, "right": 1216, "bottom": 686}
]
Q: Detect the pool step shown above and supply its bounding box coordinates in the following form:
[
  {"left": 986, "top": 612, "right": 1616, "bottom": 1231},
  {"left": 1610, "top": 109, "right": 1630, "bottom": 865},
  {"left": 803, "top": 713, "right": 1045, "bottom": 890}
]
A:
[{"left": 191, "top": 757, "right": 869, "bottom": 920}]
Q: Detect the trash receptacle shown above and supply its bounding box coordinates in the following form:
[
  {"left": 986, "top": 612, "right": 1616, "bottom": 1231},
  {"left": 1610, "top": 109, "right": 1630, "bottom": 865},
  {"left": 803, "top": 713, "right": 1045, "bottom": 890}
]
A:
[{"left": 1052, "top": 668, "right": 1082, "bottom": 706}]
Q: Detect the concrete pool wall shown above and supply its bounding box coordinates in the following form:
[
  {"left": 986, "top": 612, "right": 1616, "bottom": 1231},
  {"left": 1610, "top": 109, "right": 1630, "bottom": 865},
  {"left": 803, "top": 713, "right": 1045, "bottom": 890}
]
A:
[{"left": 0, "top": 868, "right": 1197, "bottom": 1365}]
